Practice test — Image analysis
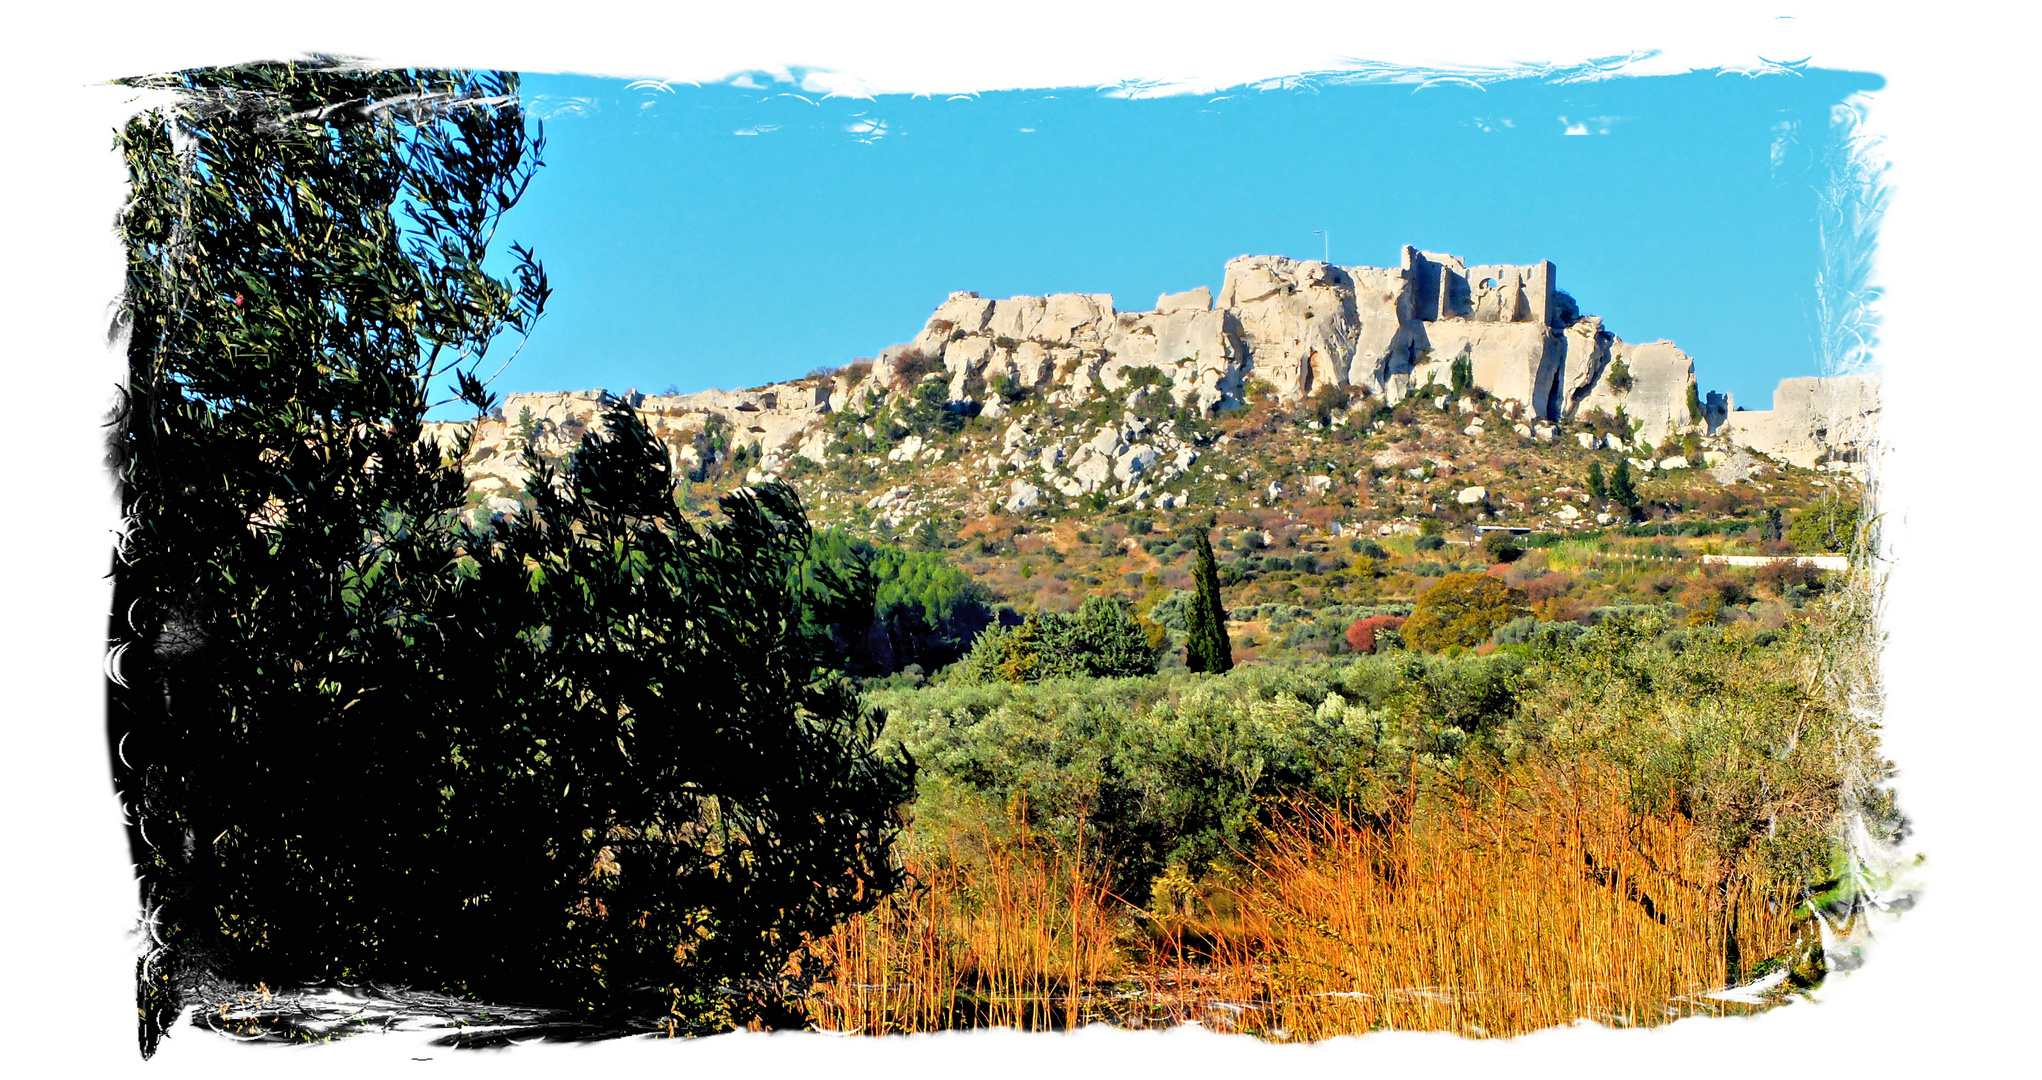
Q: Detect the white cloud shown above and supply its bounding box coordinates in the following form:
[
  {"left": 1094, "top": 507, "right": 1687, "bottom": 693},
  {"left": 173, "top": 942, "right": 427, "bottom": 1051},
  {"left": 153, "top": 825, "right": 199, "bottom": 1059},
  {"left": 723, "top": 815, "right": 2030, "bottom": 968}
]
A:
[{"left": 800, "top": 69, "right": 881, "bottom": 100}]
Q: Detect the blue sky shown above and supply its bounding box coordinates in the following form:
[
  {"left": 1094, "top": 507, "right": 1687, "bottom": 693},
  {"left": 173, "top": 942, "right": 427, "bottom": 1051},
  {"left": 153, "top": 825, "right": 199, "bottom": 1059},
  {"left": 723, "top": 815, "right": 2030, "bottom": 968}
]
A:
[{"left": 462, "top": 65, "right": 1882, "bottom": 415}]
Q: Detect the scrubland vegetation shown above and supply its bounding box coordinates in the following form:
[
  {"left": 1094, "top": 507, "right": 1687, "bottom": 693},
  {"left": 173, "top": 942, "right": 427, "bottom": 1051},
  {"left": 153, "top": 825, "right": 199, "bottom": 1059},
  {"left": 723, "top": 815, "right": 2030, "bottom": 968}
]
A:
[{"left": 801, "top": 602, "right": 1891, "bottom": 1036}]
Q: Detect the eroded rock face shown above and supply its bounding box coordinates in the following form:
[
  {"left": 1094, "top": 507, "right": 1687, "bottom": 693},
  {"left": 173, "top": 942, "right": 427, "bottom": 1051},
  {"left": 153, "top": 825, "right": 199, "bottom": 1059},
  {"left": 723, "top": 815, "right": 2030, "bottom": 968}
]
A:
[
  {"left": 871, "top": 246, "right": 1733, "bottom": 441},
  {"left": 1718, "top": 374, "right": 1881, "bottom": 468}
]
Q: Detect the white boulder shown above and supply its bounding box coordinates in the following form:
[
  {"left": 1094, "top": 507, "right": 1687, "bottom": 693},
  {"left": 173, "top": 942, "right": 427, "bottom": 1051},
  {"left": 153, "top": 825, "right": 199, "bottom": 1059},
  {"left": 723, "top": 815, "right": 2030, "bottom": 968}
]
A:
[
  {"left": 1113, "top": 444, "right": 1160, "bottom": 484},
  {"left": 886, "top": 434, "right": 926, "bottom": 462},
  {"left": 1003, "top": 480, "right": 1041, "bottom": 512},
  {"left": 1456, "top": 486, "right": 1487, "bottom": 505},
  {"left": 866, "top": 485, "right": 911, "bottom": 509},
  {"left": 1086, "top": 426, "right": 1124, "bottom": 458},
  {"left": 1072, "top": 450, "right": 1114, "bottom": 492}
]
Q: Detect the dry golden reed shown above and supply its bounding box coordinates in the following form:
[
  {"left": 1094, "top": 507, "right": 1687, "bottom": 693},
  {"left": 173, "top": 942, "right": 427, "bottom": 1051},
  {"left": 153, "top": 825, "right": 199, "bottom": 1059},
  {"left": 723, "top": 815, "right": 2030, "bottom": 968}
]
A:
[
  {"left": 805, "top": 764, "right": 1808, "bottom": 1039},
  {"left": 804, "top": 812, "right": 1121, "bottom": 1034}
]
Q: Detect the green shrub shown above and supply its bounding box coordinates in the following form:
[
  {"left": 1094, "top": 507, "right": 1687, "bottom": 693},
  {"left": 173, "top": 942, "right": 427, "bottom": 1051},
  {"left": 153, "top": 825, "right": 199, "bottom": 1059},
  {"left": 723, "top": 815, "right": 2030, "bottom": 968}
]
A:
[
  {"left": 952, "top": 596, "right": 1162, "bottom": 685},
  {"left": 1787, "top": 498, "right": 1861, "bottom": 554},
  {"left": 875, "top": 653, "right": 1528, "bottom": 892},
  {"left": 1606, "top": 357, "right": 1634, "bottom": 392}
]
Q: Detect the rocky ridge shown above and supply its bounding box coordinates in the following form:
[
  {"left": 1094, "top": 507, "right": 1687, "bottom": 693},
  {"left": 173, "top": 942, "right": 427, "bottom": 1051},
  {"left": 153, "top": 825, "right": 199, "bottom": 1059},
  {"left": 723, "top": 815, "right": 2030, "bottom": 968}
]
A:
[{"left": 426, "top": 247, "right": 1877, "bottom": 530}]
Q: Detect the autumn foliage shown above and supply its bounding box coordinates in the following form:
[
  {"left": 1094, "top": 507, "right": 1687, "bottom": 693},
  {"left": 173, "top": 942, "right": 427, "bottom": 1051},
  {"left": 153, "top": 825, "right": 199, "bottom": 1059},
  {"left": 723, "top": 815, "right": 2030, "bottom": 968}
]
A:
[
  {"left": 1402, "top": 572, "right": 1530, "bottom": 651},
  {"left": 1345, "top": 614, "right": 1405, "bottom": 654}
]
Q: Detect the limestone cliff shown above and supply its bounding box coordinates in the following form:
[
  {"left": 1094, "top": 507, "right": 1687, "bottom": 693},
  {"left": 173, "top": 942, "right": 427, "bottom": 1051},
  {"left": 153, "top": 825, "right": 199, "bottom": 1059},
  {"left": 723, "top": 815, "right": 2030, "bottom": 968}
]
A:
[{"left": 424, "top": 246, "right": 1875, "bottom": 509}]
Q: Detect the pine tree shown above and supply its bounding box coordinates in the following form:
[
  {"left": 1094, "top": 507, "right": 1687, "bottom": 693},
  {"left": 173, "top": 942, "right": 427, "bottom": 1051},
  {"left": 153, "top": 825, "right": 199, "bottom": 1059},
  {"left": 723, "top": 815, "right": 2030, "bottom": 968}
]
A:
[
  {"left": 1586, "top": 460, "right": 1608, "bottom": 501},
  {"left": 1185, "top": 527, "right": 1233, "bottom": 673}
]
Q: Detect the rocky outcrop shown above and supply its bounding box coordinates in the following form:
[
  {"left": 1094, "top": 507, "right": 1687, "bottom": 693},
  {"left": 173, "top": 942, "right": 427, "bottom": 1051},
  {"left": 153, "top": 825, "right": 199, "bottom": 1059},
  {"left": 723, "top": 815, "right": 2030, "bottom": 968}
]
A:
[
  {"left": 422, "top": 378, "right": 835, "bottom": 499},
  {"left": 877, "top": 246, "right": 1727, "bottom": 439},
  {"left": 1717, "top": 374, "right": 1881, "bottom": 469}
]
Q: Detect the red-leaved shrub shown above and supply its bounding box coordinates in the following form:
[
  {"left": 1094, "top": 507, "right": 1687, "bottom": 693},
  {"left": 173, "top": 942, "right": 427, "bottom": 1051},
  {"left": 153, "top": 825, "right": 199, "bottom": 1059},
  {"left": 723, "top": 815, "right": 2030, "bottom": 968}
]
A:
[{"left": 1347, "top": 614, "right": 1406, "bottom": 654}]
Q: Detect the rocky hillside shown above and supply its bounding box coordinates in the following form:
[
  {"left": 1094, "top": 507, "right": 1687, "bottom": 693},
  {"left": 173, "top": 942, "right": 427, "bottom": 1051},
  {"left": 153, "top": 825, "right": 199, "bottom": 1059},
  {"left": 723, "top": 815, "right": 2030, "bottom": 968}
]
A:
[
  {"left": 428, "top": 244, "right": 1873, "bottom": 523},
  {"left": 422, "top": 246, "right": 1873, "bottom": 655}
]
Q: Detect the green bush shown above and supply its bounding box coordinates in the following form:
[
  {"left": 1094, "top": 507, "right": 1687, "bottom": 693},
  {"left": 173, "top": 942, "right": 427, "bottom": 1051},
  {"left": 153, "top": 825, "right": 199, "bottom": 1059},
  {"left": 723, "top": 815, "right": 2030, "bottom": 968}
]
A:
[
  {"left": 874, "top": 653, "right": 1526, "bottom": 892},
  {"left": 1606, "top": 357, "right": 1635, "bottom": 392},
  {"left": 951, "top": 596, "right": 1162, "bottom": 685},
  {"left": 1349, "top": 537, "right": 1388, "bottom": 558},
  {"left": 1787, "top": 498, "right": 1862, "bottom": 554}
]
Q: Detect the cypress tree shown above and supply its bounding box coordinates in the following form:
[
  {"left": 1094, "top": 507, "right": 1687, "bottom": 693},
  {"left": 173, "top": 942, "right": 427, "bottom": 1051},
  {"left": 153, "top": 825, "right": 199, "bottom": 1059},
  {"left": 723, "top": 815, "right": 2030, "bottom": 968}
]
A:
[
  {"left": 1610, "top": 458, "right": 1642, "bottom": 515},
  {"left": 1185, "top": 527, "right": 1233, "bottom": 673}
]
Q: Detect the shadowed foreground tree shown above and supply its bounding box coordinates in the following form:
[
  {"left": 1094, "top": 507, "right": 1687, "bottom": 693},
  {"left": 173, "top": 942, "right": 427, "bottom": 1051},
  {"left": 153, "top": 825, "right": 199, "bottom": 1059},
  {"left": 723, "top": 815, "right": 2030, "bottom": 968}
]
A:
[{"left": 108, "top": 60, "right": 909, "bottom": 1056}]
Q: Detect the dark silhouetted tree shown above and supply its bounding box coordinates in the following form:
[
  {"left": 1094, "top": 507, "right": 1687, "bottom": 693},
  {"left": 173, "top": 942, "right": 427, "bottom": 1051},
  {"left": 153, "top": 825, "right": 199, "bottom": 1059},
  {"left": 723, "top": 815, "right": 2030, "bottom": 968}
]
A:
[{"left": 109, "top": 60, "right": 908, "bottom": 1054}]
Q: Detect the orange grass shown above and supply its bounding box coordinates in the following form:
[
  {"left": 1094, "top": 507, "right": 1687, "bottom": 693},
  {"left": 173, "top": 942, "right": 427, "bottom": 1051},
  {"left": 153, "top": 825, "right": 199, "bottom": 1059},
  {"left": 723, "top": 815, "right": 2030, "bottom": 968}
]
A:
[
  {"left": 1206, "top": 764, "right": 1806, "bottom": 1038},
  {"left": 803, "top": 815, "right": 1122, "bottom": 1034},
  {"left": 805, "top": 766, "right": 1809, "bottom": 1039}
]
